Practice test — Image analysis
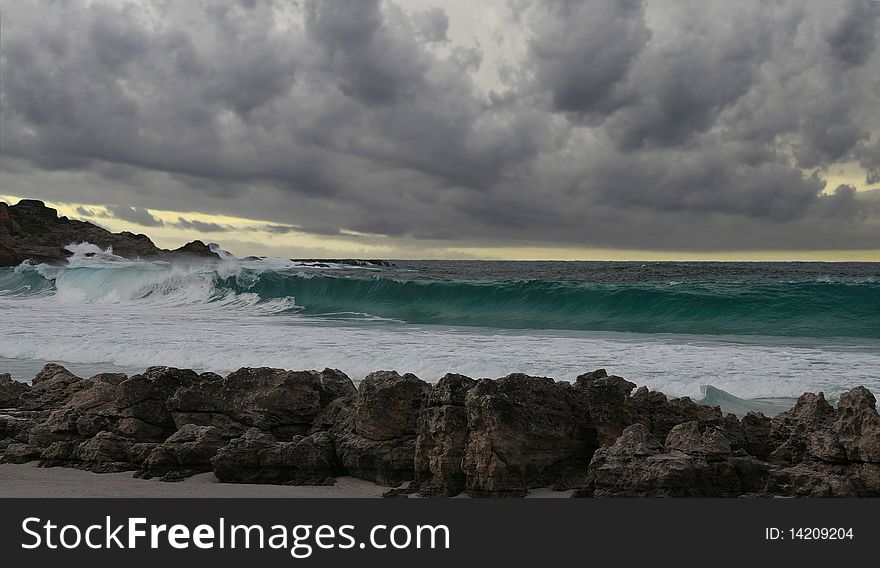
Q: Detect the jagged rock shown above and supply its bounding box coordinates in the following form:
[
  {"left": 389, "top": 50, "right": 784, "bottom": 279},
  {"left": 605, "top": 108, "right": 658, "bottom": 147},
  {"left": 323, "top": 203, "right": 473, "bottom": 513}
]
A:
[
  {"left": 18, "top": 364, "right": 85, "bottom": 410},
  {"left": 141, "top": 425, "right": 226, "bottom": 479},
  {"left": 2, "top": 361, "right": 878, "bottom": 499},
  {"left": 740, "top": 412, "right": 773, "bottom": 460},
  {"left": 631, "top": 390, "right": 723, "bottom": 440},
  {"left": 665, "top": 421, "right": 732, "bottom": 459},
  {"left": 585, "top": 423, "right": 766, "bottom": 497},
  {"left": 463, "top": 374, "right": 598, "bottom": 497},
  {"left": 170, "top": 240, "right": 216, "bottom": 258},
  {"left": 39, "top": 441, "right": 79, "bottom": 466},
  {"left": 114, "top": 417, "right": 169, "bottom": 440},
  {"left": 28, "top": 372, "right": 125, "bottom": 447},
  {"left": 335, "top": 371, "right": 429, "bottom": 486},
  {"left": 0, "top": 374, "right": 29, "bottom": 407},
  {"left": 719, "top": 414, "right": 747, "bottom": 453},
  {"left": 1, "top": 442, "right": 42, "bottom": 463},
  {"left": 834, "top": 386, "right": 880, "bottom": 463},
  {"left": 115, "top": 367, "right": 202, "bottom": 441},
  {"left": 766, "top": 463, "right": 875, "bottom": 497},
  {"left": 1, "top": 199, "right": 220, "bottom": 266},
  {"left": 168, "top": 367, "right": 355, "bottom": 439},
  {"left": 415, "top": 374, "right": 476, "bottom": 497},
  {"left": 769, "top": 392, "right": 841, "bottom": 465},
  {"left": 574, "top": 370, "right": 638, "bottom": 446},
  {"left": 73, "top": 431, "right": 138, "bottom": 472},
  {"left": 759, "top": 387, "right": 879, "bottom": 496},
  {"left": 1, "top": 410, "right": 44, "bottom": 447},
  {"left": 309, "top": 394, "right": 356, "bottom": 434},
  {"left": 211, "top": 428, "right": 339, "bottom": 484},
  {"left": 128, "top": 442, "right": 160, "bottom": 468}
]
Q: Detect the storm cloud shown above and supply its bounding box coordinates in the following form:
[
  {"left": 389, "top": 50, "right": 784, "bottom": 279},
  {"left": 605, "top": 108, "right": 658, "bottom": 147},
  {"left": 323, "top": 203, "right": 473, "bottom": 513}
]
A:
[{"left": 1, "top": 0, "right": 878, "bottom": 254}]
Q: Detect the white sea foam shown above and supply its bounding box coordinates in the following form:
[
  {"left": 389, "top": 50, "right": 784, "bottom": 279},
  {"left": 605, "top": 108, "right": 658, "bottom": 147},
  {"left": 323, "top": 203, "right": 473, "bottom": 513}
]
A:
[
  {"left": 2, "top": 248, "right": 878, "bottom": 400},
  {"left": 2, "top": 285, "right": 878, "bottom": 400}
]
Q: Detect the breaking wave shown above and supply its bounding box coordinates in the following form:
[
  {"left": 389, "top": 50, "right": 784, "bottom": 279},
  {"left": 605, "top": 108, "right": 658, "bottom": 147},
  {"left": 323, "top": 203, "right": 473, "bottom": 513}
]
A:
[{"left": 1, "top": 243, "right": 878, "bottom": 338}]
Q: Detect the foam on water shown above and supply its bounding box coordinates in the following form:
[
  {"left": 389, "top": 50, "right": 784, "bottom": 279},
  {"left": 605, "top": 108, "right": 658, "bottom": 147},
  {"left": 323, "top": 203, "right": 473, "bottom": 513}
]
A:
[{"left": 1, "top": 245, "right": 878, "bottom": 404}]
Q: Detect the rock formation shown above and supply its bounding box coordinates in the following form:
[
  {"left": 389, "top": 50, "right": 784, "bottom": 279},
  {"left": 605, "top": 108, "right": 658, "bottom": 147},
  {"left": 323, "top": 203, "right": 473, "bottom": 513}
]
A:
[
  {"left": 0, "top": 373, "right": 29, "bottom": 407},
  {"left": 0, "top": 199, "right": 220, "bottom": 266},
  {"left": 1, "top": 363, "right": 877, "bottom": 497}
]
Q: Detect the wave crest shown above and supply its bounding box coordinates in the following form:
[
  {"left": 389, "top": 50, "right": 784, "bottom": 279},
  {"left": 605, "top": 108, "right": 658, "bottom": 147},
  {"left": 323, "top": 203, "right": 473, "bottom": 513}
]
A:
[{"left": 2, "top": 247, "right": 878, "bottom": 338}]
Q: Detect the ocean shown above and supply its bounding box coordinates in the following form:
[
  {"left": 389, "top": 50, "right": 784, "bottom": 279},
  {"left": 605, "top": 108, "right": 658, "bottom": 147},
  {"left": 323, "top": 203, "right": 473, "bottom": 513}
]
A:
[{"left": 1, "top": 244, "right": 878, "bottom": 413}]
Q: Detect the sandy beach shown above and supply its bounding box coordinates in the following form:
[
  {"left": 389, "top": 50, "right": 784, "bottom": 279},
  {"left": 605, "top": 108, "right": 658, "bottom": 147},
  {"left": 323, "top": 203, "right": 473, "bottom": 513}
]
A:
[
  {"left": 0, "top": 462, "right": 388, "bottom": 498},
  {"left": 0, "top": 462, "right": 574, "bottom": 498}
]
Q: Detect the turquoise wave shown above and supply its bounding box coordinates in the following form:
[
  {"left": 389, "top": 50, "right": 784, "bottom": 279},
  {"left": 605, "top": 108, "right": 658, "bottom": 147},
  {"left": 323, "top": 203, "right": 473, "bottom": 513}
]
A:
[
  {"left": 245, "top": 272, "right": 879, "bottom": 338},
  {"left": 2, "top": 266, "right": 878, "bottom": 339}
]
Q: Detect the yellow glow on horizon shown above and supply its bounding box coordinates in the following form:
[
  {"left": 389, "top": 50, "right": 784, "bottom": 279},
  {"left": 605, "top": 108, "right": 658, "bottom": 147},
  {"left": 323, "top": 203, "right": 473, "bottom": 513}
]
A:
[
  {"left": 444, "top": 246, "right": 880, "bottom": 262},
  {"left": 2, "top": 194, "right": 878, "bottom": 261},
  {"left": 1, "top": 195, "right": 393, "bottom": 257}
]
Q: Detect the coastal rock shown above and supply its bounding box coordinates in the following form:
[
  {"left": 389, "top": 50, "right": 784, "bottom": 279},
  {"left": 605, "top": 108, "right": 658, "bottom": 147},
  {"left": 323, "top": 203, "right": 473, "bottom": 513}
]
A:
[
  {"left": 39, "top": 441, "right": 79, "bottom": 466},
  {"left": 2, "top": 362, "right": 878, "bottom": 498},
  {"left": 574, "top": 370, "right": 638, "bottom": 446},
  {"left": 211, "top": 428, "right": 339, "bottom": 484},
  {"left": 834, "top": 387, "right": 880, "bottom": 463},
  {"left": 1, "top": 442, "right": 43, "bottom": 464},
  {"left": 170, "top": 240, "right": 216, "bottom": 258},
  {"left": 630, "top": 389, "right": 723, "bottom": 440},
  {"left": 665, "top": 421, "right": 732, "bottom": 459},
  {"left": 141, "top": 425, "right": 226, "bottom": 480},
  {"left": 73, "top": 431, "right": 137, "bottom": 472},
  {"left": 0, "top": 410, "right": 47, "bottom": 452},
  {"left": 1, "top": 199, "right": 221, "bottom": 266},
  {"left": 0, "top": 374, "right": 29, "bottom": 407},
  {"left": 415, "top": 374, "right": 476, "bottom": 497},
  {"left": 765, "top": 463, "right": 876, "bottom": 497},
  {"left": 585, "top": 423, "right": 766, "bottom": 497},
  {"left": 168, "top": 367, "right": 356, "bottom": 439},
  {"left": 768, "top": 392, "right": 842, "bottom": 465},
  {"left": 18, "top": 364, "right": 86, "bottom": 411},
  {"left": 740, "top": 412, "right": 773, "bottom": 460},
  {"left": 756, "top": 387, "right": 880, "bottom": 496},
  {"left": 463, "top": 374, "right": 598, "bottom": 497},
  {"left": 335, "top": 371, "right": 429, "bottom": 486},
  {"left": 128, "top": 442, "right": 161, "bottom": 467},
  {"left": 115, "top": 367, "right": 202, "bottom": 441},
  {"left": 28, "top": 372, "right": 126, "bottom": 447}
]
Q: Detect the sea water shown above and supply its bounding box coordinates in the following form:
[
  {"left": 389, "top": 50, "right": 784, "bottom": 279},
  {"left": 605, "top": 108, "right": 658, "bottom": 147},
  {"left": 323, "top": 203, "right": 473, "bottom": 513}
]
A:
[{"left": 1, "top": 244, "right": 878, "bottom": 412}]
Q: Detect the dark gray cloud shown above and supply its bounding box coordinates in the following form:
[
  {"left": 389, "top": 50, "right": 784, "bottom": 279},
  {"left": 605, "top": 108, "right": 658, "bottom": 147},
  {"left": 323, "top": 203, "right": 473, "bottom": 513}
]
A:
[
  {"left": 173, "top": 217, "right": 230, "bottom": 233},
  {"left": 75, "top": 206, "right": 102, "bottom": 218},
  {"left": 413, "top": 7, "right": 449, "bottom": 43},
  {"left": 105, "top": 205, "right": 165, "bottom": 227},
  {"left": 1, "top": 0, "right": 878, "bottom": 254}
]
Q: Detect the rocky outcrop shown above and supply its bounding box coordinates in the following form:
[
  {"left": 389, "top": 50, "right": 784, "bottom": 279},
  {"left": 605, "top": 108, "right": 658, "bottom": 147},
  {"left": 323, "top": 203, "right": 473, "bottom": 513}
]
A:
[
  {"left": 168, "top": 367, "right": 356, "bottom": 439},
  {"left": 17, "top": 364, "right": 88, "bottom": 411},
  {"left": 762, "top": 388, "right": 880, "bottom": 497},
  {"left": 140, "top": 425, "right": 227, "bottom": 480},
  {"left": 0, "top": 199, "right": 221, "bottom": 266},
  {"left": 211, "top": 428, "right": 339, "bottom": 484},
  {"left": 462, "top": 374, "right": 598, "bottom": 497},
  {"left": 1, "top": 363, "right": 877, "bottom": 497},
  {"left": 584, "top": 423, "right": 769, "bottom": 497},
  {"left": 0, "top": 374, "right": 29, "bottom": 407},
  {"left": 330, "top": 371, "right": 429, "bottom": 486},
  {"left": 414, "top": 374, "right": 476, "bottom": 497}
]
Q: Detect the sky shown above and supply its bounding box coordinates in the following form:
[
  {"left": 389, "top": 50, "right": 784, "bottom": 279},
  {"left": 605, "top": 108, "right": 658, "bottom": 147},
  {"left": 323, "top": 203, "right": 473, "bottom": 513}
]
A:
[{"left": 1, "top": 0, "right": 879, "bottom": 261}]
